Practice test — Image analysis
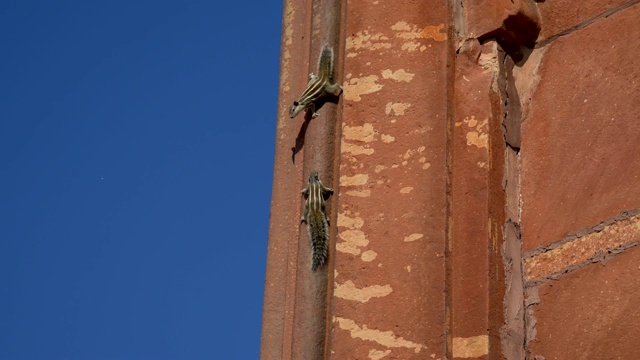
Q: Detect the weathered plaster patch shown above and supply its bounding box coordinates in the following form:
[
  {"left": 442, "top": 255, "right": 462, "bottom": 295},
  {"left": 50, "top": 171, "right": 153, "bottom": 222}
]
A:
[
  {"left": 478, "top": 43, "right": 500, "bottom": 92},
  {"left": 391, "top": 21, "right": 447, "bottom": 43},
  {"left": 337, "top": 229, "right": 369, "bottom": 255},
  {"left": 452, "top": 335, "right": 488, "bottom": 358},
  {"left": 478, "top": 45, "right": 499, "bottom": 75},
  {"left": 333, "top": 317, "right": 424, "bottom": 353},
  {"left": 459, "top": 116, "right": 488, "bottom": 149},
  {"left": 344, "top": 75, "right": 384, "bottom": 101},
  {"left": 419, "top": 24, "right": 447, "bottom": 41},
  {"left": 375, "top": 165, "right": 387, "bottom": 173},
  {"left": 466, "top": 131, "right": 488, "bottom": 149},
  {"left": 403, "top": 233, "right": 424, "bottom": 242},
  {"left": 401, "top": 41, "right": 421, "bottom": 52},
  {"left": 342, "top": 141, "right": 375, "bottom": 156},
  {"left": 347, "top": 189, "right": 372, "bottom": 198},
  {"left": 361, "top": 250, "right": 377, "bottom": 262},
  {"left": 385, "top": 102, "right": 411, "bottom": 116},
  {"left": 402, "top": 146, "right": 425, "bottom": 160},
  {"left": 337, "top": 212, "right": 364, "bottom": 229},
  {"left": 344, "top": 123, "right": 376, "bottom": 142},
  {"left": 368, "top": 349, "right": 391, "bottom": 360},
  {"left": 334, "top": 280, "right": 392, "bottom": 303},
  {"left": 400, "top": 187, "right": 413, "bottom": 194},
  {"left": 381, "top": 134, "right": 395, "bottom": 143},
  {"left": 340, "top": 174, "right": 369, "bottom": 186},
  {"left": 346, "top": 30, "right": 392, "bottom": 52},
  {"left": 381, "top": 69, "right": 415, "bottom": 82}
]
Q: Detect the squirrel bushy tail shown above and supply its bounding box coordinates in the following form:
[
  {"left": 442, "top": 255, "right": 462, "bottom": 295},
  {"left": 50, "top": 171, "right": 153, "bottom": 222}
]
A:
[{"left": 308, "top": 212, "right": 328, "bottom": 271}]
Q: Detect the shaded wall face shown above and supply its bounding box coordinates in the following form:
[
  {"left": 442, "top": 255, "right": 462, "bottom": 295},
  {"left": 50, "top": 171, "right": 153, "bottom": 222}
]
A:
[{"left": 262, "top": 1, "right": 640, "bottom": 359}]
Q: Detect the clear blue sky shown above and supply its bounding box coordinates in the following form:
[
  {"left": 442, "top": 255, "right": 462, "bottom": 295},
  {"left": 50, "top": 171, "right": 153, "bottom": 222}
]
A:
[{"left": 0, "top": 1, "right": 281, "bottom": 359}]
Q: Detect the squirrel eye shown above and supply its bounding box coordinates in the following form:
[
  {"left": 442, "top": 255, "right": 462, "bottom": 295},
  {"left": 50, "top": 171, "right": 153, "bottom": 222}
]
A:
[{"left": 293, "top": 101, "right": 299, "bottom": 106}]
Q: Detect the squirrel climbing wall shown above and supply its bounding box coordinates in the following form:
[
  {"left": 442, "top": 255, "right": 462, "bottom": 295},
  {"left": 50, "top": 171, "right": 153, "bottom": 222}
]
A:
[{"left": 261, "top": 0, "right": 640, "bottom": 359}]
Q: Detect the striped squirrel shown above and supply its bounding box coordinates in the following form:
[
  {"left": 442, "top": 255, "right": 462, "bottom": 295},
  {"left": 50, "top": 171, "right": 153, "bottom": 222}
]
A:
[
  {"left": 289, "top": 45, "right": 342, "bottom": 119},
  {"left": 301, "top": 171, "right": 334, "bottom": 271}
]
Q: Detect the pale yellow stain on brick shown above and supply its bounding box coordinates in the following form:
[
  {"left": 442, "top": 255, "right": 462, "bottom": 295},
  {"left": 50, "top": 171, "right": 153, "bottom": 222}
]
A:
[
  {"left": 347, "top": 189, "right": 371, "bottom": 198},
  {"left": 381, "top": 134, "right": 395, "bottom": 143},
  {"left": 334, "top": 280, "right": 392, "bottom": 303},
  {"left": 340, "top": 174, "right": 369, "bottom": 186},
  {"left": 401, "top": 41, "right": 421, "bottom": 52},
  {"left": 344, "top": 123, "right": 376, "bottom": 142},
  {"left": 419, "top": 24, "right": 447, "bottom": 41},
  {"left": 381, "top": 69, "right": 415, "bottom": 82},
  {"left": 400, "top": 187, "right": 413, "bottom": 194},
  {"left": 361, "top": 250, "right": 377, "bottom": 262},
  {"left": 368, "top": 349, "right": 391, "bottom": 360},
  {"left": 467, "top": 131, "right": 488, "bottom": 149},
  {"left": 345, "top": 75, "right": 384, "bottom": 101},
  {"left": 375, "top": 165, "right": 387, "bottom": 173},
  {"left": 405, "top": 265, "right": 411, "bottom": 272},
  {"left": 422, "top": 162, "right": 431, "bottom": 170},
  {"left": 346, "top": 30, "right": 391, "bottom": 54},
  {"left": 403, "top": 149, "right": 412, "bottom": 159},
  {"left": 342, "top": 141, "right": 375, "bottom": 156},
  {"left": 404, "top": 233, "right": 424, "bottom": 242},
  {"left": 461, "top": 116, "right": 488, "bottom": 149},
  {"left": 385, "top": 102, "right": 411, "bottom": 116},
  {"left": 452, "top": 335, "right": 488, "bottom": 358},
  {"left": 336, "top": 229, "right": 369, "bottom": 255},
  {"left": 334, "top": 317, "right": 424, "bottom": 353},
  {"left": 391, "top": 21, "right": 413, "bottom": 33},
  {"left": 391, "top": 21, "right": 447, "bottom": 53},
  {"left": 337, "top": 212, "right": 364, "bottom": 229}
]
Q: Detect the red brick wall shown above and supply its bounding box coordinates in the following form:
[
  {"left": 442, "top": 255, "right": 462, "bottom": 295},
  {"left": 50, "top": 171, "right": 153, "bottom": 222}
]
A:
[{"left": 262, "top": 1, "right": 640, "bottom": 359}]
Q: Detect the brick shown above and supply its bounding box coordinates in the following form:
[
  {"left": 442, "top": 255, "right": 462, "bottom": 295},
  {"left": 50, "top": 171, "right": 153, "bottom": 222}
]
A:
[
  {"left": 529, "top": 246, "right": 640, "bottom": 359},
  {"left": 537, "top": 0, "right": 631, "bottom": 41},
  {"left": 449, "top": 40, "right": 502, "bottom": 360},
  {"left": 330, "top": 1, "right": 449, "bottom": 358},
  {"left": 521, "top": 3, "right": 640, "bottom": 252}
]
